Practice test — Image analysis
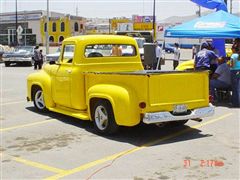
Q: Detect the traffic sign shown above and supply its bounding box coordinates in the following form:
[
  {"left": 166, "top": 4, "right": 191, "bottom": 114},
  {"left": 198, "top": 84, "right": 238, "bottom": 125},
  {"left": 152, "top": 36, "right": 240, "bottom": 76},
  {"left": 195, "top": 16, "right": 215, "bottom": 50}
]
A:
[{"left": 17, "top": 25, "right": 23, "bottom": 35}]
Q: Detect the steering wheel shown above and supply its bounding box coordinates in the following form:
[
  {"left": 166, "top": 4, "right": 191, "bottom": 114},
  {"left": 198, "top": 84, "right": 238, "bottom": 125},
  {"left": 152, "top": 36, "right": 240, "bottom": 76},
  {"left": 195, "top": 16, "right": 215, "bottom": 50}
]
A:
[{"left": 88, "top": 52, "right": 103, "bottom": 57}]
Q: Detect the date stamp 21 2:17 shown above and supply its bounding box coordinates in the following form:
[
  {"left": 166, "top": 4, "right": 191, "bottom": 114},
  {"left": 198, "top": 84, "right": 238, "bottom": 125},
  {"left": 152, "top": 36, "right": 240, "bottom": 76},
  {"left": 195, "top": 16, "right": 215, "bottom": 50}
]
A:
[{"left": 183, "top": 159, "right": 224, "bottom": 168}]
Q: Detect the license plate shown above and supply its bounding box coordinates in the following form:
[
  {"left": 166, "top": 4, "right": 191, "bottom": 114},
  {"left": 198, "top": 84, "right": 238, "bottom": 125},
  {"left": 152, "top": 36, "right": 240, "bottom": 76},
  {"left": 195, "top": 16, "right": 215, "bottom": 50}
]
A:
[{"left": 173, "top": 104, "right": 187, "bottom": 114}]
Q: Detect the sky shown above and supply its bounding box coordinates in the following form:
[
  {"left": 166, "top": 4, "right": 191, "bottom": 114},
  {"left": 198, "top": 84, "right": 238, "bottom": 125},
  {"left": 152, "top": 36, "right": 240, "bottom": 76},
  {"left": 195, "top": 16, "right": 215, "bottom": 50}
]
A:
[{"left": 1, "top": 0, "right": 239, "bottom": 21}]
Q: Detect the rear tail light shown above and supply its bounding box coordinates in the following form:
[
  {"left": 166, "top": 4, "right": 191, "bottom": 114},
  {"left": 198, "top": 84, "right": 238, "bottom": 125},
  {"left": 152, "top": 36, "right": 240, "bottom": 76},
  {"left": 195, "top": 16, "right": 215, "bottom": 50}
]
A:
[
  {"left": 209, "top": 95, "right": 214, "bottom": 103},
  {"left": 139, "top": 102, "right": 146, "bottom": 109}
]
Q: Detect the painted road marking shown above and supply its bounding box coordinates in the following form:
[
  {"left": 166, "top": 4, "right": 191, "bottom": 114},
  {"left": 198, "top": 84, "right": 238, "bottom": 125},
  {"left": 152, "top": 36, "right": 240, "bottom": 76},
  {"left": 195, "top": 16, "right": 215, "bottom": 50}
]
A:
[
  {"left": 0, "top": 89, "right": 14, "bottom": 92},
  {"left": 1, "top": 100, "right": 26, "bottom": 106},
  {"left": 12, "top": 156, "right": 66, "bottom": 174},
  {"left": 45, "top": 113, "right": 233, "bottom": 180},
  {"left": 0, "top": 119, "right": 57, "bottom": 132}
]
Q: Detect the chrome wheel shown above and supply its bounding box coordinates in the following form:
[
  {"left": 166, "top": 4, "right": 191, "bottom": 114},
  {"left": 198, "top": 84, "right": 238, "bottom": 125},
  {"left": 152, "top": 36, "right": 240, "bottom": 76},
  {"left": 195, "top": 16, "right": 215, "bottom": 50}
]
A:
[
  {"left": 34, "top": 89, "right": 46, "bottom": 110},
  {"left": 93, "top": 100, "right": 119, "bottom": 134},
  {"left": 94, "top": 105, "right": 109, "bottom": 131}
]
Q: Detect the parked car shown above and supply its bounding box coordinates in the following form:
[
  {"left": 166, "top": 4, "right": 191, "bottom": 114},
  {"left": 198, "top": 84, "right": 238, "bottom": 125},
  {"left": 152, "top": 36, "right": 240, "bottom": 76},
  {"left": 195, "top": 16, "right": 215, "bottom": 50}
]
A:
[
  {"left": 45, "top": 46, "right": 74, "bottom": 62},
  {"left": 27, "top": 35, "right": 214, "bottom": 135},
  {"left": 164, "top": 43, "right": 175, "bottom": 53},
  {"left": 2, "top": 46, "right": 34, "bottom": 67},
  {"left": 45, "top": 47, "right": 61, "bottom": 62}
]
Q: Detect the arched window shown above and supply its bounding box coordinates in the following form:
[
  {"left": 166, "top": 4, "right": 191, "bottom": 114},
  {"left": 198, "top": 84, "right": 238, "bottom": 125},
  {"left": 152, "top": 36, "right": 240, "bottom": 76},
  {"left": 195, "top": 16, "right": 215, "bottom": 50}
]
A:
[
  {"left": 59, "top": 36, "right": 64, "bottom": 42},
  {"left": 74, "top": 22, "right": 79, "bottom": 32},
  {"left": 52, "top": 22, "right": 56, "bottom": 32},
  {"left": 80, "top": 24, "right": 83, "bottom": 29},
  {"left": 44, "top": 23, "right": 47, "bottom": 32},
  {"left": 49, "top": 36, "right": 54, "bottom": 42},
  {"left": 60, "top": 22, "right": 65, "bottom": 32}
]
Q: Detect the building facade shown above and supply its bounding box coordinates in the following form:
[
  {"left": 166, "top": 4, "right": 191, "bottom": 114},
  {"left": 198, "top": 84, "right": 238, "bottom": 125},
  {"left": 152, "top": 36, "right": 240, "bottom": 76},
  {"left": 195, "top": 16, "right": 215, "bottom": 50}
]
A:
[
  {"left": 0, "top": 10, "right": 86, "bottom": 46},
  {"left": 40, "top": 15, "right": 86, "bottom": 45}
]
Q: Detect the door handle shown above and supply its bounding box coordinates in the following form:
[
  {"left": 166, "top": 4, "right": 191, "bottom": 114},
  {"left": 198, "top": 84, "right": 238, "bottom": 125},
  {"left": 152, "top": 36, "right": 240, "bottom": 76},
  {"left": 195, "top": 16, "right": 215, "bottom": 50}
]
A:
[{"left": 66, "top": 69, "right": 72, "bottom": 73}]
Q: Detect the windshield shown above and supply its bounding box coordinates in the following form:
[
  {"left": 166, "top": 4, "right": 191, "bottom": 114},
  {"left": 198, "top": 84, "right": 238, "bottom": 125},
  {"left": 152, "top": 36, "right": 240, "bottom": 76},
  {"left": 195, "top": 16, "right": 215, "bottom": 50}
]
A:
[
  {"left": 15, "top": 47, "right": 33, "bottom": 53},
  {"left": 135, "top": 38, "right": 145, "bottom": 48},
  {"left": 85, "top": 44, "right": 136, "bottom": 57},
  {"left": 56, "top": 46, "right": 74, "bottom": 53}
]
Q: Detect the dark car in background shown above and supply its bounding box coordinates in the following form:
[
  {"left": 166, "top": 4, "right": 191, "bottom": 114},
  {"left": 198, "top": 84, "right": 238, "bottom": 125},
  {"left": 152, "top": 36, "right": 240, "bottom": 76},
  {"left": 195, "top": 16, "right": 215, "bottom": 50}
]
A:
[
  {"left": 164, "top": 43, "right": 175, "bottom": 53},
  {"left": 2, "top": 46, "right": 34, "bottom": 67}
]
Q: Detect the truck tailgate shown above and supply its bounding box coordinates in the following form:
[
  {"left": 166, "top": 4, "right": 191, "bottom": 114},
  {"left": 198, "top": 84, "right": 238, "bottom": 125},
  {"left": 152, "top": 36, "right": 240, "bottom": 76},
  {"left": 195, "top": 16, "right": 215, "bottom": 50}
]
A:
[{"left": 148, "top": 71, "right": 209, "bottom": 111}]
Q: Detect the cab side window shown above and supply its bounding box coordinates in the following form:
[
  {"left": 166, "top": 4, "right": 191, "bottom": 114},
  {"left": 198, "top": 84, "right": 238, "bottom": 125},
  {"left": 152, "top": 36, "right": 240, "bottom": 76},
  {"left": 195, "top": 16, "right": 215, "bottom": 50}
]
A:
[
  {"left": 61, "top": 45, "right": 75, "bottom": 63},
  {"left": 85, "top": 44, "right": 136, "bottom": 58}
]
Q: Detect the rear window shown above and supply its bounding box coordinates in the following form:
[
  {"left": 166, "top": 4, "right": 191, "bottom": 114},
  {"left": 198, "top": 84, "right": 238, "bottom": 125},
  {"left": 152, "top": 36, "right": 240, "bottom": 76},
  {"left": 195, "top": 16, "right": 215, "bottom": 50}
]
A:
[{"left": 85, "top": 44, "right": 136, "bottom": 58}]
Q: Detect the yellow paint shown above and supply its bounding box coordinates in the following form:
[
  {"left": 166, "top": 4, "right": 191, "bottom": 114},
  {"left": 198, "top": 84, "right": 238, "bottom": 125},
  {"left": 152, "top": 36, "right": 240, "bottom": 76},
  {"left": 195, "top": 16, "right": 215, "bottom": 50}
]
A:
[
  {"left": 45, "top": 113, "right": 233, "bottom": 180},
  {"left": 12, "top": 156, "right": 66, "bottom": 174},
  {"left": 176, "top": 59, "right": 194, "bottom": 71},
  {"left": 111, "top": 19, "right": 130, "bottom": 30},
  {"left": 40, "top": 16, "right": 85, "bottom": 44},
  {"left": 0, "top": 119, "right": 56, "bottom": 132},
  {"left": 27, "top": 35, "right": 210, "bottom": 127},
  {"left": 133, "top": 22, "right": 154, "bottom": 30}
]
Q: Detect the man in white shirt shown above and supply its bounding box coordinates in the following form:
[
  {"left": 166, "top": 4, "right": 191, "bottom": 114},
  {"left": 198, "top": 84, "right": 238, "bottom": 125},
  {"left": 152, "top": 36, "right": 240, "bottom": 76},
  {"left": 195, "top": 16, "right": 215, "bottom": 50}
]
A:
[
  {"left": 173, "top": 43, "right": 180, "bottom": 69},
  {"left": 210, "top": 57, "right": 231, "bottom": 101},
  {"left": 155, "top": 41, "right": 162, "bottom": 70}
]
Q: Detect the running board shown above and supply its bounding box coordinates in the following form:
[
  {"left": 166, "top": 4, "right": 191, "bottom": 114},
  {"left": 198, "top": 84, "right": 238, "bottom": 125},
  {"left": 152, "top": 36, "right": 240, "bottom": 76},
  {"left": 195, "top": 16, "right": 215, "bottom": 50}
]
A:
[{"left": 49, "top": 106, "right": 90, "bottom": 120}]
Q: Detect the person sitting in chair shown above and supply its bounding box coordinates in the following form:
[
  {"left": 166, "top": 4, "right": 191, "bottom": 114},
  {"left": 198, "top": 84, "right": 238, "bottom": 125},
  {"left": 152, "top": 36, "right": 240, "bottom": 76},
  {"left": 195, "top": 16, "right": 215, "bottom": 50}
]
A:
[{"left": 209, "top": 57, "right": 231, "bottom": 102}]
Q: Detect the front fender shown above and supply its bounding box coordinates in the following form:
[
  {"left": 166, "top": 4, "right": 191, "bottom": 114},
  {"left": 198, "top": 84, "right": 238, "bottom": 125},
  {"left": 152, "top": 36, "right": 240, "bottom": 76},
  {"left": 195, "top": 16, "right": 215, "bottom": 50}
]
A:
[
  {"left": 176, "top": 60, "right": 194, "bottom": 71},
  {"left": 87, "top": 84, "right": 140, "bottom": 127},
  {"left": 27, "top": 71, "right": 55, "bottom": 108}
]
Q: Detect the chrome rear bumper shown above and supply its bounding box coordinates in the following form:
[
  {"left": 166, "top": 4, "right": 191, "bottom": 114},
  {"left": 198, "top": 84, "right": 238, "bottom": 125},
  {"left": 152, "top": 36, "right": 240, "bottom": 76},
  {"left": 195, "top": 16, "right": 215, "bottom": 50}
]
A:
[{"left": 143, "top": 104, "right": 214, "bottom": 124}]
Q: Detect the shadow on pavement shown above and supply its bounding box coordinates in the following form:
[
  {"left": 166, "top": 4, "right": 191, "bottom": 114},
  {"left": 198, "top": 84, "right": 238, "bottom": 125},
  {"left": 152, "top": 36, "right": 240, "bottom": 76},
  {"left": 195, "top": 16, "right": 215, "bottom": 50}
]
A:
[{"left": 26, "top": 106, "right": 212, "bottom": 147}]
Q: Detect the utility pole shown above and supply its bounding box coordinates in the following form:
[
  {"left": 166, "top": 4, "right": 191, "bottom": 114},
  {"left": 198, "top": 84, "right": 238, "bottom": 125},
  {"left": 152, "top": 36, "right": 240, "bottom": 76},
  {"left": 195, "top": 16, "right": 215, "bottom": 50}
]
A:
[
  {"left": 152, "top": 0, "right": 156, "bottom": 42},
  {"left": 76, "top": 5, "right": 78, "bottom": 16},
  {"left": 230, "top": 0, "right": 232, "bottom": 14},
  {"left": 198, "top": 5, "right": 201, "bottom": 17},
  {"left": 15, "top": 0, "right": 18, "bottom": 46},
  {"left": 46, "top": 0, "right": 49, "bottom": 54}
]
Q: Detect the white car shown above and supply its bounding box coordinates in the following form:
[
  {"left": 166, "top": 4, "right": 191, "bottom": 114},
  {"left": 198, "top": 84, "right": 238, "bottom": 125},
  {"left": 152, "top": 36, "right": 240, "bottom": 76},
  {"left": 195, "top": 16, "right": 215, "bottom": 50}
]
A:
[{"left": 45, "top": 46, "right": 74, "bottom": 62}]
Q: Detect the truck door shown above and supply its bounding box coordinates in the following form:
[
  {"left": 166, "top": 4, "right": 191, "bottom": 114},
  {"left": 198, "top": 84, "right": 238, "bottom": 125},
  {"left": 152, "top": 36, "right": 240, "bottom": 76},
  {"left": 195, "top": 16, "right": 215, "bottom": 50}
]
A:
[{"left": 52, "top": 44, "right": 75, "bottom": 107}]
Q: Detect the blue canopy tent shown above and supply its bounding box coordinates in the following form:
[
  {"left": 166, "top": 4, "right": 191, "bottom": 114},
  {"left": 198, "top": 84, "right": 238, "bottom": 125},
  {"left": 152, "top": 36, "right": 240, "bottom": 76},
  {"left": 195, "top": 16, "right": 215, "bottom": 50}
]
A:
[{"left": 165, "top": 10, "right": 240, "bottom": 39}]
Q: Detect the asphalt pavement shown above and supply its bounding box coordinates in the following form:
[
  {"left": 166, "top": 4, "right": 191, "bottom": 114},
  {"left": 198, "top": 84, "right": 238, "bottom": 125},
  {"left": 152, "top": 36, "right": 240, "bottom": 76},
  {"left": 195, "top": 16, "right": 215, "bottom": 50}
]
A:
[{"left": 0, "top": 55, "right": 239, "bottom": 179}]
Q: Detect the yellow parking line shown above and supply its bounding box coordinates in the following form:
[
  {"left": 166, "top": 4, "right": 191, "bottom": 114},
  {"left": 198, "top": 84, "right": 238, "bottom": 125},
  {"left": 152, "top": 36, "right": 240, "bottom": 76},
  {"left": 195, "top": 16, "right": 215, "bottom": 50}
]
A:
[
  {"left": 1, "top": 100, "right": 26, "bottom": 106},
  {"left": 12, "top": 156, "right": 66, "bottom": 174},
  {"left": 45, "top": 113, "right": 233, "bottom": 180},
  {"left": 0, "top": 119, "right": 56, "bottom": 132}
]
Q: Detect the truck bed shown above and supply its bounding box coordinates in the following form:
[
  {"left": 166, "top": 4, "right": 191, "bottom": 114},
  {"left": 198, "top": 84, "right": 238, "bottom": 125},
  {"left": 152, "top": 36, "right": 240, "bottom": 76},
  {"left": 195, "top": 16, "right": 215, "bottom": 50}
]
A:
[{"left": 85, "top": 70, "right": 209, "bottom": 113}]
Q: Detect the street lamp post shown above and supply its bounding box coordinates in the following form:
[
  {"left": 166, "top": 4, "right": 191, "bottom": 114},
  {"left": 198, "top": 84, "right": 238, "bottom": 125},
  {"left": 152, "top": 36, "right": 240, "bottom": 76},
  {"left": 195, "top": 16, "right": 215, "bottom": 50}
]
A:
[
  {"left": 46, "top": 0, "right": 49, "bottom": 54},
  {"left": 152, "top": 0, "right": 156, "bottom": 42},
  {"left": 15, "top": 0, "right": 18, "bottom": 46}
]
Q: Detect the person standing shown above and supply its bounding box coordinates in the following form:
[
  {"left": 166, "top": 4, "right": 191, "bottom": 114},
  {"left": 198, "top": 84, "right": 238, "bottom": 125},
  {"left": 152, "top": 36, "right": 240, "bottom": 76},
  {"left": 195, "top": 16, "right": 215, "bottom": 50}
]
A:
[
  {"left": 173, "top": 43, "right": 180, "bottom": 70},
  {"left": 39, "top": 49, "right": 44, "bottom": 69},
  {"left": 192, "top": 45, "right": 197, "bottom": 59},
  {"left": 229, "top": 47, "right": 240, "bottom": 107},
  {"left": 155, "top": 41, "right": 162, "bottom": 70},
  {"left": 111, "top": 45, "right": 122, "bottom": 56},
  {"left": 33, "top": 46, "right": 40, "bottom": 70}
]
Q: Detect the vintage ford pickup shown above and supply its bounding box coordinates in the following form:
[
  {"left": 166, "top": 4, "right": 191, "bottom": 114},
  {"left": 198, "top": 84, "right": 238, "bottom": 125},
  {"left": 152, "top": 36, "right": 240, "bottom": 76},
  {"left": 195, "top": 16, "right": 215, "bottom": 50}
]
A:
[{"left": 27, "top": 35, "right": 214, "bottom": 134}]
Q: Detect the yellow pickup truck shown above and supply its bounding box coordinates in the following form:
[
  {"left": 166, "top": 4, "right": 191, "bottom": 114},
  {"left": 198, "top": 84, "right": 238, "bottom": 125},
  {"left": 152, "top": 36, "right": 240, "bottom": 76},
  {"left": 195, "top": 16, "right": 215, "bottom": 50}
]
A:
[{"left": 27, "top": 35, "right": 214, "bottom": 134}]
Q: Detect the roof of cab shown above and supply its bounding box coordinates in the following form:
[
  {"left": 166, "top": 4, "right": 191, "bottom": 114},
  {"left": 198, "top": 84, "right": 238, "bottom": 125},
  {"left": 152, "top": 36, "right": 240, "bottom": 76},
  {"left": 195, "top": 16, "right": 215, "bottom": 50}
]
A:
[{"left": 64, "top": 35, "right": 137, "bottom": 45}]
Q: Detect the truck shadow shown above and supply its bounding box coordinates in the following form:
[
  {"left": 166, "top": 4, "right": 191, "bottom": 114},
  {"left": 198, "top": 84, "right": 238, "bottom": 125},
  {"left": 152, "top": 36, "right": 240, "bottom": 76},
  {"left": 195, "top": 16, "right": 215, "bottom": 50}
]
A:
[{"left": 26, "top": 107, "right": 212, "bottom": 147}]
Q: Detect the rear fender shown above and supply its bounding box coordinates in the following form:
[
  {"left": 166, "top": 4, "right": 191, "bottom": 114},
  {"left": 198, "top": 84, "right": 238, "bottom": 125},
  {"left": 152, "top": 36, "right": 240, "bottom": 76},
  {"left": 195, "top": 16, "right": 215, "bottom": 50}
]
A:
[{"left": 88, "top": 84, "right": 140, "bottom": 126}]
